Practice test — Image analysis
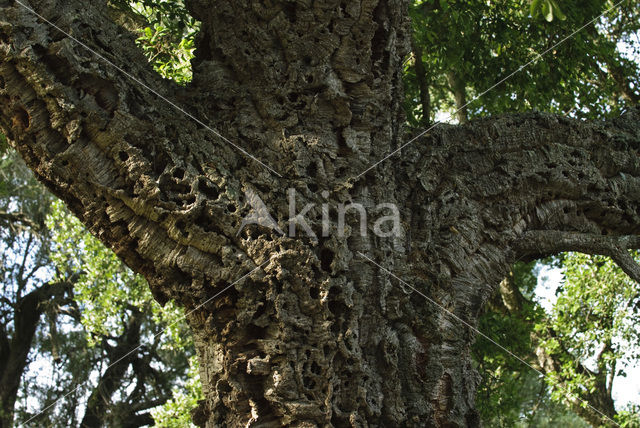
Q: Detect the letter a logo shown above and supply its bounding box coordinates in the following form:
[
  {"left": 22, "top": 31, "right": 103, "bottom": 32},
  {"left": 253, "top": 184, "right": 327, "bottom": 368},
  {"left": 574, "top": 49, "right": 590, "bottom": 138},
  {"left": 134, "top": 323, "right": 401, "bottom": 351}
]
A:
[{"left": 237, "top": 188, "right": 284, "bottom": 236}]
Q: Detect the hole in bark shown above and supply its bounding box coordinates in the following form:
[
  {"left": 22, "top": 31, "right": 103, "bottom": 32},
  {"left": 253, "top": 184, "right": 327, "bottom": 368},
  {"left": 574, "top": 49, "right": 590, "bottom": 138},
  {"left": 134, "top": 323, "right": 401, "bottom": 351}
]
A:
[
  {"left": 176, "top": 220, "right": 188, "bottom": 236},
  {"left": 303, "top": 376, "right": 316, "bottom": 389},
  {"left": 253, "top": 303, "right": 266, "bottom": 319},
  {"left": 217, "top": 381, "right": 232, "bottom": 394},
  {"left": 76, "top": 74, "right": 119, "bottom": 115},
  {"left": 95, "top": 88, "right": 118, "bottom": 114},
  {"left": 328, "top": 285, "right": 340, "bottom": 298},
  {"left": 61, "top": 160, "right": 69, "bottom": 167},
  {"left": 308, "top": 182, "right": 318, "bottom": 192},
  {"left": 249, "top": 228, "right": 260, "bottom": 239},
  {"left": 309, "top": 286, "right": 319, "bottom": 299},
  {"left": 227, "top": 203, "right": 236, "bottom": 212},
  {"left": 36, "top": 48, "right": 73, "bottom": 85},
  {"left": 194, "top": 210, "right": 224, "bottom": 235},
  {"left": 198, "top": 178, "right": 219, "bottom": 200},
  {"left": 282, "top": 3, "right": 296, "bottom": 21},
  {"left": 118, "top": 151, "right": 129, "bottom": 162},
  {"left": 153, "top": 152, "right": 170, "bottom": 175},
  {"left": 306, "top": 162, "right": 317, "bottom": 177},
  {"left": 246, "top": 324, "right": 267, "bottom": 340},
  {"left": 328, "top": 301, "right": 346, "bottom": 321},
  {"left": 311, "top": 361, "right": 321, "bottom": 374},
  {"left": 287, "top": 92, "right": 299, "bottom": 102},
  {"left": 0, "top": 76, "right": 4, "bottom": 89},
  {"left": 303, "top": 56, "right": 312, "bottom": 66},
  {"left": 305, "top": 74, "right": 314, "bottom": 84},
  {"left": 11, "top": 107, "right": 29, "bottom": 130},
  {"left": 319, "top": 248, "right": 334, "bottom": 272},
  {"left": 173, "top": 167, "right": 185, "bottom": 179}
]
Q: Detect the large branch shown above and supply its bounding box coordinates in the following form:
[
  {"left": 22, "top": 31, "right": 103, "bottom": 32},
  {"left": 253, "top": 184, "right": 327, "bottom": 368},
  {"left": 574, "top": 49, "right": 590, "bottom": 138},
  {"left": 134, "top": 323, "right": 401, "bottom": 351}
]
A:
[
  {"left": 517, "top": 231, "right": 640, "bottom": 283},
  {"left": 0, "top": 279, "right": 73, "bottom": 425},
  {"left": 0, "top": 0, "right": 268, "bottom": 305},
  {"left": 80, "top": 307, "right": 144, "bottom": 428},
  {"left": 401, "top": 108, "right": 640, "bottom": 291}
]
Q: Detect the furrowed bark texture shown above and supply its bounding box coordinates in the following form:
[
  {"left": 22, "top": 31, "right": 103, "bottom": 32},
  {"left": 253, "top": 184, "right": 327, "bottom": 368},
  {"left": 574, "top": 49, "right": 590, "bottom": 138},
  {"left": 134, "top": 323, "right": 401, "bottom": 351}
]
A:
[{"left": 1, "top": 1, "right": 640, "bottom": 426}]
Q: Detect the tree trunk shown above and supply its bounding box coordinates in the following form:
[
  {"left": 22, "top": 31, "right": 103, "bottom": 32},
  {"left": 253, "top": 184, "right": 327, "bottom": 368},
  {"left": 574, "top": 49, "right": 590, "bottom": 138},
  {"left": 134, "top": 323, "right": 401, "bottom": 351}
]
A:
[
  {"left": 80, "top": 308, "right": 143, "bottom": 428},
  {"left": 446, "top": 71, "right": 469, "bottom": 124},
  {"left": 1, "top": 1, "right": 640, "bottom": 427}
]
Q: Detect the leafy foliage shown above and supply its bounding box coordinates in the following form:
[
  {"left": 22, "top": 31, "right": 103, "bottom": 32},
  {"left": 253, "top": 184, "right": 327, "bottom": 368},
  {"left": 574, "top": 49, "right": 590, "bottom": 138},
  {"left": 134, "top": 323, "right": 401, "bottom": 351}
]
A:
[
  {"left": 473, "top": 261, "right": 589, "bottom": 426},
  {"left": 405, "top": 0, "right": 640, "bottom": 126},
  {"left": 541, "top": 252, "right": 640, "bottom": 426},
  {"left": 151, "top": 356, "right": 203, "bottom": 428},
  {"left": 110, "top": 0, "right": 198, "bottom": 84},
  {"left": 0, "top": 149, "right": 196, "bottom": 425}
]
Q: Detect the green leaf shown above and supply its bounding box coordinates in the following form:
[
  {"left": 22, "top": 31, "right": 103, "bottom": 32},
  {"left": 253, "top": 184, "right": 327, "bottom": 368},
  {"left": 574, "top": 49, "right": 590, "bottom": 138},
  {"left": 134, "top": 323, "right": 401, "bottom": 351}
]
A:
[
  {"left": 550, "top": 0, "right": 567, "bottom": 21},
  {"left": 542, "top": 0, "right": 554, "bottom": 21},
  {"left": 530, "top": 0, "right": 542, "bottom": 16}
]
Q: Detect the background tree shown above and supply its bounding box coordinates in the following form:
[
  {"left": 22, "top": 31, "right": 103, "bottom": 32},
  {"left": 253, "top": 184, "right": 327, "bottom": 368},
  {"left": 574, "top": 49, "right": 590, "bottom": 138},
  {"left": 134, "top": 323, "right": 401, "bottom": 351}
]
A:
[
  {"left": 0, "top": 143, "right": 64, "bottom": 428},
  {"left": 0, "top": 145, "right": 196, "bottom": 427},
  {"left": 0, "top": 4, "right": 200, "bottom": 425}
]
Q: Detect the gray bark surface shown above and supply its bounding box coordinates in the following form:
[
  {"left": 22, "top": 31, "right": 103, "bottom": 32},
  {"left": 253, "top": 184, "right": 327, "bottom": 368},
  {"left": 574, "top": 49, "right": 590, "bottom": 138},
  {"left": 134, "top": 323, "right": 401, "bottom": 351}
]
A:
[{"left": 1, "top": 1, "right": 639, "bottom": 426}]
